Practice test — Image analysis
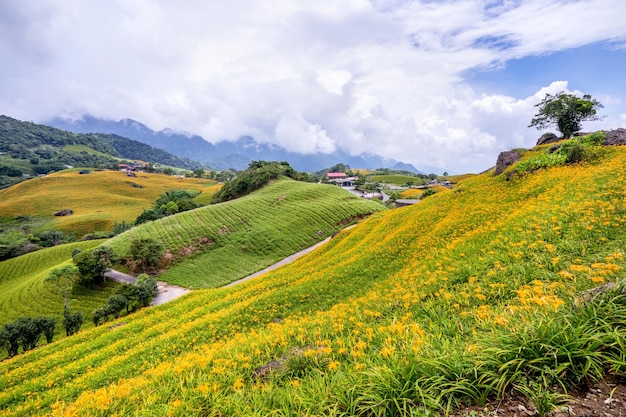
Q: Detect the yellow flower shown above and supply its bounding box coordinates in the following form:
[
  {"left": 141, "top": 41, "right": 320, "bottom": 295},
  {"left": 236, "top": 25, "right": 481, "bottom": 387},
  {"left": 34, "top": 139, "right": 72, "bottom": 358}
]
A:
[
  {"left": 328, "top": 361, "right": 340, "bottom": 371},
  {"left": 380, "top": 345, "right": 395, "bottom": 358},
  {"left": 232, "top": 378, "right": 245, "bottom": 391}
]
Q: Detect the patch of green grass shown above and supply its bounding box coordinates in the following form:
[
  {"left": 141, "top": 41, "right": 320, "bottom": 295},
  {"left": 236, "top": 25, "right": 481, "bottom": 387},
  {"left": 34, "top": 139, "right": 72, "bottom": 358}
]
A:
[
  {"left": 369, "top": 174, "right": 419, "bottom": 185},
  {"left": 0, "top": 240, "right": 117, "bottom": 349},
  {"left": 62, "top": 145, "right": 119, "bottom": 159},
  {"left": 509, "top": 132, "right": 608, "bottom": 176},
  {"left": 108, "top": 178, "right": 386, "bottom": 288}
]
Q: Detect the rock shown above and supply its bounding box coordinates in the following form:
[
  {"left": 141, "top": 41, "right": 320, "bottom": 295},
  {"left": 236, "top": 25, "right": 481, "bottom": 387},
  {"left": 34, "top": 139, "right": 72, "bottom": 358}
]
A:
[
  {"left": 54, "top": 209, "right": 73, "bottom": 216},
  {"left": 252, "top": 359, "right": 286, "bottom": 380},
  {"left": 536, "top": 132, "right": 559, "bottom": 145},
  {"left": 493, "top": 151, "right": 521, "bottom": 176},
  {"left": 604, "top": 128, "right": 626, "bottom": 146}
]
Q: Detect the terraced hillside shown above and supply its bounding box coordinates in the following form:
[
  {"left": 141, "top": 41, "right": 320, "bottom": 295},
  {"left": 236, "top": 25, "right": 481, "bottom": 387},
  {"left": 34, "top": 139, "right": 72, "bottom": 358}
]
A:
[
  {"left": 0, "top": 169, "right": 220, "bottom": 237},
  {"left": 107, "top": 178, "right": 386, "bottom": 288},
  {"left": 2, "top": 141, "right": 626, "bottom": 416},
  {"left": 0, "top": 240, "right": 115, "bottom": 335}
]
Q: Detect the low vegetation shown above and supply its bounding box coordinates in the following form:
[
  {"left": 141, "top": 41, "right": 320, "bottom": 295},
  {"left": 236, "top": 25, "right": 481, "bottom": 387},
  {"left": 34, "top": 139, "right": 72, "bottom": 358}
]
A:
[
  {"left": 0, "top": 169, "right": 220, "bottom": 239},
  {"left": 0, "top": 241, "right": 117, "bottom": 348},
  {"left": 211, "top": 160, "right": 314, "bottom": 203},
  {"left": 506, "top": 132, "right": 606, "bottom": 176},
  {"left": 0, "top": 138, "right": 624, "bottom": 416},
  {"left": 0, "top": 115, "right": 206, "bottom": 189},
  {"left": 108, "top": 178, "right": 385, "bottom": 288}
]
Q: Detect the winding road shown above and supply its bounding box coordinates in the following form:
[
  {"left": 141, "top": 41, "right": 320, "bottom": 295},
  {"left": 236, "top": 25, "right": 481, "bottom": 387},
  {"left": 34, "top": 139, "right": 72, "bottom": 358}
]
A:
[
  {"left": 105, "top": 226, "right": 352, "bottom": 305},
  {"left": 104, "top": 270, "right": 191, "bottom": 306}
]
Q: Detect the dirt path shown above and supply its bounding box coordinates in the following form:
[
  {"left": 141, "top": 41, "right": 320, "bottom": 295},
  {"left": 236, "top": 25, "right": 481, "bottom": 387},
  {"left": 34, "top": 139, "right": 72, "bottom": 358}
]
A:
[{"left": 104, "top": 270, "right": 191, "bottom": 306}]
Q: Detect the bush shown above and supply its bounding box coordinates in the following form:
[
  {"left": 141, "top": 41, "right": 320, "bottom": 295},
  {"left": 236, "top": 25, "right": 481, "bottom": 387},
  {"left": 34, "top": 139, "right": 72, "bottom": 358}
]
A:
[
  {"left": 63, "top": 311, "right": 83, "bottom": 336},
  {"left": 93, "top": 276, "right": 159, "bottom": 326},
  {"left": 106, "top": 294, "right": 129, "bottom": 319},
  {"left": 0, "top": 316, "right": 56, "bottom": 357},
  {"left": 73, "top": 246, "right": 115, "bottom": 285},
  {"left": 129, "top": 238, "right": 164, "bottom": 272},
  {"left": 36, "top": 316, "right": 56, "bottom": 344},
  {"left": 211, "top": 161, "right": 305, "bottom": 203}
]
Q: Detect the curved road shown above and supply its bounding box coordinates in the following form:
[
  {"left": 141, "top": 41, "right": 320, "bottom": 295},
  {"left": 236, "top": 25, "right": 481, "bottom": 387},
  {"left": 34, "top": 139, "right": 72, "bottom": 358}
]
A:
[
  {"left": 104, "top": 270, "right": 191, "bottom": 306},
  {"left": 105, "top": 226, "right": 353, "bottom": 305}
]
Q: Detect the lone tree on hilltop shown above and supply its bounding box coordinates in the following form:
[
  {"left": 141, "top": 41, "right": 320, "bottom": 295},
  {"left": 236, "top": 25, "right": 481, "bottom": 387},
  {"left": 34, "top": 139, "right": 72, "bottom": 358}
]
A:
[{"left": 529, "top": 91, "right": 604, "bottom": 138}]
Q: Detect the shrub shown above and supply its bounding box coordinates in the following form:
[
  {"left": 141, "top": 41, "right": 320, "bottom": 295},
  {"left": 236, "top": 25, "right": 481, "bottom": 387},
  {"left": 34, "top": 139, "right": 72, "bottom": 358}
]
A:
[
  {"left": 106, "top": 294, "right": 129, "bottom": 319},
  {"left": 73, "top": 246, "right": 116, "bottom": 285},
  {"left": 35, "top": 316, "right": 57, "bottom": 344},
  {"left": 0, "top": 316, "right": 56, "bottom": 357},
  {"left": 63, "top": 311, "right": 83, "bottom": 336},
  {"left": 129, "top": 238, "right": 164, "bottom": 272}
]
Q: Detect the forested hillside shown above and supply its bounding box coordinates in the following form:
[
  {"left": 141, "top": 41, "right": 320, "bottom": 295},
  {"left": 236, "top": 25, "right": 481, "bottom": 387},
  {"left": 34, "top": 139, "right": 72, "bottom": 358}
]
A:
[{"left": 0, "top": 116, "right": 206, "bottom": 188}]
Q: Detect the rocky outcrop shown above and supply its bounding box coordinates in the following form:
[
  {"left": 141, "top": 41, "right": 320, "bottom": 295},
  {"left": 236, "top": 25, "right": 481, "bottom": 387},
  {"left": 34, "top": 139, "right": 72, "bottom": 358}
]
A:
[
  {"left": 604, "top": 128, "right": 626, "bottom": 146},
  {"left": 54, "top": 209, "right": 73, "bottom": 216},
  {"left": 493, "top": 151, "right": 521, "bottom": 176},
  {"left": 536, "top": 132, "right": 559, "bottom": 146}
]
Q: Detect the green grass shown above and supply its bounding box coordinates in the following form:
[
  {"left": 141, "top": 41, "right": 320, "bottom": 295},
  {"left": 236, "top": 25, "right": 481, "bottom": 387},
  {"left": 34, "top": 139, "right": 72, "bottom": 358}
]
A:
[
  {"left": 0, "top": 240, "right": 117, "bottom": 346},
  {"left": 368, "top": 174, "right": 419, "bottom": 185},
  {"left": 62, "top": 145, "right": 118, "bottom": 159},
  {"left": 107, "top": 178, "right": 386, "bottom": 288},
  {"left": 1, "top": 143, "right": 626, "bottom": 416},
  {"left": 0, "top": 169, "right": 220, "bottom": 237}
]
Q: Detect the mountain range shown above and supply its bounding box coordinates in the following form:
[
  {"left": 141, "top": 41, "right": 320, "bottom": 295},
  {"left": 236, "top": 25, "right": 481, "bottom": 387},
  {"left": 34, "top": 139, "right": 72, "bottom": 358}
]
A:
[{"left": 49, "top": 116, "right": 432, "bottom": 173}]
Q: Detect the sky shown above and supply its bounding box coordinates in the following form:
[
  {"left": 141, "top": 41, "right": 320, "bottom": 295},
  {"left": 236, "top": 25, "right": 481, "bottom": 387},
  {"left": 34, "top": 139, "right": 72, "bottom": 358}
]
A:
[{"left": 1, "top": 0, "right": 625, "bottom": 173}]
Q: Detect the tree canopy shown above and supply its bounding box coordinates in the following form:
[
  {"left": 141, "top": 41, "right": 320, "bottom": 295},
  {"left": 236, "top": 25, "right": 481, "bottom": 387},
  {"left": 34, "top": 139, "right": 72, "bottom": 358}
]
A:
[
  {"left": 529, "top": 92, "right": 603, "bottom": 138},
  {"left": 211, "top": 161, "right": 313, "bottom": 203}
]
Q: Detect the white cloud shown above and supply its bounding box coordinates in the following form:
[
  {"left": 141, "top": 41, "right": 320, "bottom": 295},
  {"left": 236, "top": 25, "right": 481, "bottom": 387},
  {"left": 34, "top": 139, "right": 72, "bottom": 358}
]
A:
[{"left": 0, "top": 0, "right": 625, "bottom": 172}]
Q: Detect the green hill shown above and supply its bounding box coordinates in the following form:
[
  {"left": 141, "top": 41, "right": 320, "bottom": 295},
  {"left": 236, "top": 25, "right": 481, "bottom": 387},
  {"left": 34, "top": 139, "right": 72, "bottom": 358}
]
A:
[
  {"left": 0, "top": 115, "right": 205, "bottom": 188},
  {"left": 1, "top": 139, "right": 626, "bottom": 416},
  {"left": 0, "top": 169, "right": 220, "bottom": 246},
  {"left": 0, "top": 240, "right": 116, "bottom": 337},
  {"left": 107, "top": 177, "right": 386, "bottom": 288}
]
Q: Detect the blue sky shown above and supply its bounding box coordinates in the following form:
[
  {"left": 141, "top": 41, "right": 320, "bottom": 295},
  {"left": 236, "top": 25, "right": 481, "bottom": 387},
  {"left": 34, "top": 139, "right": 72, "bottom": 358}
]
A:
[
  {"left": 1, "top": 0, "right": 625, "bottom": 173},
  {"left": 466, "top": 41, "right": 626, "bottom": 100}
]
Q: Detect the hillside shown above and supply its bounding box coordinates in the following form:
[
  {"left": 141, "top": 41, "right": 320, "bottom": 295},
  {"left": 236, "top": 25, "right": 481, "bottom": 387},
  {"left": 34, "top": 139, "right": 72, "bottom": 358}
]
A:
[
  {"left": 107, "top": 178, "right": 386, "bottom": 288},
  {"left": 0, "top": 169, "right": 220, "bottom": 237},
  {"left": 1, "top": 140, "right": 626, "bottom": 415},
  {"left": 0, "top": 240, "right": 115, "bottom": 336},
  {"left": 0, "top": 116, "right": 206, "bottom": 188}
]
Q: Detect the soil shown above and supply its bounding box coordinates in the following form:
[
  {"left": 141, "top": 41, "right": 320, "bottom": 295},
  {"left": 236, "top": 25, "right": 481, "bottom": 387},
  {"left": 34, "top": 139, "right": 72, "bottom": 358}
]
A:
[{"left": 451, "top": 376, "right": 626, "bottom": 417}]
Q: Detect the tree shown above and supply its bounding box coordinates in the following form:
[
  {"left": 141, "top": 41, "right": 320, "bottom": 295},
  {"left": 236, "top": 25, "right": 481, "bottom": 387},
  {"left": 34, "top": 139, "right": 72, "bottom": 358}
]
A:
[
  {"left": 0, "top": 321, "right": 22, "bottom": 357},
  {"left": 45, "top": 265, "right": 80, "bottom": 316},
  {"left": 529, "top": 91, "right": 604, "bottom": 138},
  {"left": 73, "top": 246, "right": 115, "bottom": 285},
  {"left": 106, "top": 294, "right": 129, "bottom": 319},
  {"left": 193, "top": 167, "right": 205, "bottom": 178},
  {"left": 63, "top": 311, "right": 83, "bottom": 336},
  {"left": 129, "top": 238, "right": 164, "bottom": 272},
  {"left": 35, "top": 316, "right": 56, "bottom": 344}
]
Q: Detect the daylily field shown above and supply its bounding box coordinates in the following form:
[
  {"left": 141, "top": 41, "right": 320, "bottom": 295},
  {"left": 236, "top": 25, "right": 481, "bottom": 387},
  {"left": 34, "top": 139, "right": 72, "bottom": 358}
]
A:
[{"left": 1, "top": 141, "right": 626, "bottom": 416}]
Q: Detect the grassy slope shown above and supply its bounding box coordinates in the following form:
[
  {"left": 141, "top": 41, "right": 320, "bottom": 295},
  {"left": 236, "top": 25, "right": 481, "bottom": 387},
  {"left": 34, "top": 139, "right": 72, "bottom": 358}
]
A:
[
  {"left": 368, "top": 174, "right": 417, "bottom": 185},
  {"left": 1, "top": 146, "right": 626, "bottom": 415},
  {"left": 0, "top": 240, "right": 116, "bottom": 337},
  {"left": 0, "top": 170, "right": 220, "bottom": 236},
  {"left": 107, "top": 178, "right": 386, "bottom": 288}
]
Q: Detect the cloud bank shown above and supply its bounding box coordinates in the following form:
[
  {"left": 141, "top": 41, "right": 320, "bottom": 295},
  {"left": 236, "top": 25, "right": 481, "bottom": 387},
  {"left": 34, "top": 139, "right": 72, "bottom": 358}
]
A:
[{"left": 1, "top": 0, "right": 625, "bottom": 172}]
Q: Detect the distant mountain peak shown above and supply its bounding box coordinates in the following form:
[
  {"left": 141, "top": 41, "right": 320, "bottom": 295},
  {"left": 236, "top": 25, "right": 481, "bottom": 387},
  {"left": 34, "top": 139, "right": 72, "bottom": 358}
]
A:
[
  {"left": 160, "top": 127, "right": 195, "bottom": 138},
  {"left": 48, "top": 115, "right": 431, "bottom": 173}
]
